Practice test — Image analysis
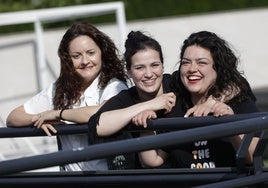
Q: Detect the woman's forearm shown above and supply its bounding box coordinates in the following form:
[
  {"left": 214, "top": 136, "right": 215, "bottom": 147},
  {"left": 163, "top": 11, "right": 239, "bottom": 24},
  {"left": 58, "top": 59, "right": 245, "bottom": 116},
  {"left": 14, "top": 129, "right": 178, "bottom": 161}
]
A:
[
  {"left": 96, "top": 93, "right": 176, "bottom": 136},
  {"left": 137, "top": 131, "right": 166, "bottom": 168},
  {"left": 60, "top": 105, "right": 101, "bottom": 123},
  {"left": 97, "top": 100, "right": 156, "bottom": 136},
  {"left": 6, "top": 105, "right": 33, "bottom": 127},
  {"left": 230, "top": 134, "right": 258, "bottom": 164}
]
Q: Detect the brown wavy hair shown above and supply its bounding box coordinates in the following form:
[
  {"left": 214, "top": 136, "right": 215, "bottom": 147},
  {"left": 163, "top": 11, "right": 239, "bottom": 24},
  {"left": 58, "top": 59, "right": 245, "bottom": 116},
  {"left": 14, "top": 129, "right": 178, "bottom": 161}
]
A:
[{"left": 54, "top": 22, "right": 128, "bottom": 109}]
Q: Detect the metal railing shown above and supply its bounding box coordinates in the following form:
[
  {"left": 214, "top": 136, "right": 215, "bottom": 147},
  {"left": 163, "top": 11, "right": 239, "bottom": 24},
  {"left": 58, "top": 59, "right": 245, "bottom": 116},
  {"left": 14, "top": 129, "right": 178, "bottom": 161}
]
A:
[{"left": 0, "top": 112, "right": 267, "bottom": 187}]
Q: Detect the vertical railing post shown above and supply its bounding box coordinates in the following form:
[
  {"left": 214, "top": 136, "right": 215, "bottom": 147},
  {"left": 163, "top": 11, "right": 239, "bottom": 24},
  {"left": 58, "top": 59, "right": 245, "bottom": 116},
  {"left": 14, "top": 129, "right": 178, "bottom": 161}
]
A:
[
  {"left": 115, "top": 2, "right": 127, "bottom": 53},
  {"left": 34, "top": 20, "right": 48, "bottom": 91}
]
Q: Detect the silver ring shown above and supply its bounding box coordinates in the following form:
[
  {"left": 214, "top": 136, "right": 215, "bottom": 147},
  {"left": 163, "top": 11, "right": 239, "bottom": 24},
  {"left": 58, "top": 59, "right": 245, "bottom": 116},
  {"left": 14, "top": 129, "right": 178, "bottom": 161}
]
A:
[{"left": 227, "top": 106, "right": 231, "bottom": 110}]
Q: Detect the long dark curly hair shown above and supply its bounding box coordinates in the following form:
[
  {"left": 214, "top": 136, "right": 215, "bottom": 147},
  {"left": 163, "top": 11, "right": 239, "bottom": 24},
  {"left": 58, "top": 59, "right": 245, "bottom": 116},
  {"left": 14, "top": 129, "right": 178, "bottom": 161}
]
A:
[
  {"left": 171, "top": 31, "right": 256, "bottom": 109},
  {"left": 54, "top": 22, "right": 128, "bottom": 109}
]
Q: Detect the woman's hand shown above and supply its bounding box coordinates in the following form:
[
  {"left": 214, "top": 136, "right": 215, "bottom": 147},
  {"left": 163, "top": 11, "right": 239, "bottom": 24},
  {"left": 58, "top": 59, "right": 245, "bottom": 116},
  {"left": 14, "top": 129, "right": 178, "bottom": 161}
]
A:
[
  {"left": 31, "top": 110, "right": 61, "bottom": 136},
  {"left": 185, "top": 96, "right": 234, "bottom": 117},
  {"left": 39, "top": 123, "right": 57, "bottom": 137},
  {"left": 132, "top": 110, "right": 157, "bottom": 128},
  {"left": 149, "top": 92, "right": 176, "bottom": 114},
  {"left": 212, "top": 102, "right": 234, "bottom": 117},
  {"left": 131, "top": 93, "right": 176, "bottom": 128},
  {"left": 184, "top": 96, "right": 217, "bottom": 117},
  {"left": 32, "top": 110, "right": 61, "bottom": 128}
]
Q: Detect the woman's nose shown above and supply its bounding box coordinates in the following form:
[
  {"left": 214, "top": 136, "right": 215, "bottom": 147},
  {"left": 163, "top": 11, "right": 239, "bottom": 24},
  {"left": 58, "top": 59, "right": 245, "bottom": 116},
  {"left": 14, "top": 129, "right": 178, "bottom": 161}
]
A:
[
  {"left": 189, "top": 62, "right": 198, "bottom": 72},
  {"left": 144, "top": 67, "right": 153, "bottom": 77},
  {"left": 81, "top": 54, "right": 90, "bottom": 64}
]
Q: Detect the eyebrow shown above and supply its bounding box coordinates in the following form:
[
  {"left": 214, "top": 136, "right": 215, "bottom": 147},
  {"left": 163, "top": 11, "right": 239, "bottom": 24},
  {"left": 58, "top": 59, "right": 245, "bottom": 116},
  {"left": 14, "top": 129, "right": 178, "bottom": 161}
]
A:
[
  {"left": 132, "top": 61, "right": 161, "bottom": 66},
  {"left": 69, "top": 52, "right": 80, "bottom": 54},
  {"left": 182, "top": 57, "right": 210, "bottom": 61}
]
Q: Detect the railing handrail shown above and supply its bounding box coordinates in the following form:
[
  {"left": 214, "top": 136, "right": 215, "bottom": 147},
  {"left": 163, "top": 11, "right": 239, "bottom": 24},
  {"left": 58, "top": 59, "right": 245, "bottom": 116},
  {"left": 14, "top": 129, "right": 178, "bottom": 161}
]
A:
[
  {"left": 0, "top": 112, "right": 268, "bottom": 176},
  {"left": 0, "top": 2, "right": 124, "bottom": 25},
  {"left": 2, "top": 112, "right": 267, "bottom": 138}
]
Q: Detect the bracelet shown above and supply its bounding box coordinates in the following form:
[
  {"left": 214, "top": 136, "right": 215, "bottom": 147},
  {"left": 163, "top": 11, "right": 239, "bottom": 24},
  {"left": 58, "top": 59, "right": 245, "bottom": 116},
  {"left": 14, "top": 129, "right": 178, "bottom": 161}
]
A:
[{"left": 59, "top": 108, "right": 66, "bottom": 121}]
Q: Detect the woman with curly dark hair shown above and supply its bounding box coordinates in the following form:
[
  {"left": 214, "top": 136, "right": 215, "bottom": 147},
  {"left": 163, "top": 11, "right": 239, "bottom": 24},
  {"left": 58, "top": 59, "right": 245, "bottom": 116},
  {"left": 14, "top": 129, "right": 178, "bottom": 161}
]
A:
[
  {"left": 6, "top": 22, "right": 128, "bottom": 171},
  {"left": 139, "top": 31, "right": 259, "bottom": 169},
  {"left": 172, "top": 30, "right": 257, "bottom": 114}
]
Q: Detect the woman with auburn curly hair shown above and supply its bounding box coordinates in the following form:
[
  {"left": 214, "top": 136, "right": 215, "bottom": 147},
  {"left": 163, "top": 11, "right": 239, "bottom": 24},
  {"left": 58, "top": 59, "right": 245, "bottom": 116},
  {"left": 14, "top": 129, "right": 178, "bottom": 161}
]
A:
[{"left": 6, "top": 22, "right": 128, "bottom": 171}]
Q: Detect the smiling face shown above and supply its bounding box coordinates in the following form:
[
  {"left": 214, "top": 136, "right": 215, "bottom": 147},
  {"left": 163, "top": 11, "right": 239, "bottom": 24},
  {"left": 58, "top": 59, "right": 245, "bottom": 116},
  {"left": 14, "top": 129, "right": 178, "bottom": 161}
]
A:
[
  {"left": 69, "top": 35, "right": 102, "bottom": 86},
  {"left": 180, "top": 45, "right": 217, "bottom": 103},
  {"left": 128, "top": 48, "right": 164, "bottom": 100}
]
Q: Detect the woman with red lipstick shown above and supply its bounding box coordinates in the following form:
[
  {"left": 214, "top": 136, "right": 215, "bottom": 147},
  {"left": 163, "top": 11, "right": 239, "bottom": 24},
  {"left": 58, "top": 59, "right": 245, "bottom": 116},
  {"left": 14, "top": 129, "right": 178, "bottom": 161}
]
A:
[
  {"left": 138, "top": 31, "right": 259, "bottom": 169},
  {"left": 6, "top": 22, "right": 128, "bottom": 171}
]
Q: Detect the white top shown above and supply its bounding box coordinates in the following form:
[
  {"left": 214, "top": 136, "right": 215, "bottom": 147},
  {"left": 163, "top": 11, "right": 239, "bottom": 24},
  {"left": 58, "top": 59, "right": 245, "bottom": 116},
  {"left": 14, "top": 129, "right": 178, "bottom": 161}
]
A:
[{"left": 24, "top": 76, "right": 128, "bottom": 171}]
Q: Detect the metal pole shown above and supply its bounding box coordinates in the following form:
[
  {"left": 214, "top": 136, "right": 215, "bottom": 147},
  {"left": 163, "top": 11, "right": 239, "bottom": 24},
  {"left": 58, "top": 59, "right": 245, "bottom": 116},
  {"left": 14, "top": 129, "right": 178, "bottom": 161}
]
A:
[
  {"left": 0, "top": 115, "right": 268, "bottom": 175},
  {"left": 115, "top": 2, "right": 127, "bottom": 53},
  {"left": 34, "top": 20, "right": 47, "bottom": 91}
]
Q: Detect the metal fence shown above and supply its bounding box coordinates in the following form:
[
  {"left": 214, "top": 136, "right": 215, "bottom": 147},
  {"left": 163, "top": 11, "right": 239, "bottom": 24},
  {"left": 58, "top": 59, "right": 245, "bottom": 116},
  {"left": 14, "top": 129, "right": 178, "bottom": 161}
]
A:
[{"left": 0, "top": 112, "right": 267, "bottom": 187}]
